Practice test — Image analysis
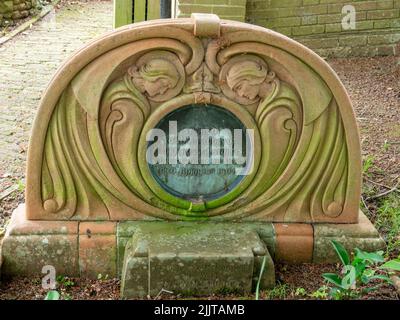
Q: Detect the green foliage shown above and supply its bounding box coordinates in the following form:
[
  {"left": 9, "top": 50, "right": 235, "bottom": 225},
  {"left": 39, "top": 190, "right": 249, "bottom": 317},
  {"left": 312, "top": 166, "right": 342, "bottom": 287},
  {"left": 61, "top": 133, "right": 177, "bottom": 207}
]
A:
[
  {"left": 16, "top": 179, "right": 25, "bottom": 192},
  {"left": 381, "top": 259, "right": 400, "bottom": 271},
  {"left": 382, "top": 140, "right": 391, "bottom": 152},
  {"left": 331, "top": 240, "right": 350, "bottom": 265},
  {"left": 294, "top": 287, "right": 307, "bottom": 297},
  {"left": 63, "top": 293, "right": 72, "bottom": 300},
  {"left": 97, "top": 273, "right": 109, "bottom": 281},
  {"left": 44, "top": 290, "right": 60, "bottom": 300},
  {"left": 263, "top": 283, "right": 288, "bottom": 300},
  {"left": 255, "top": 255, "right": 267, "bottom": 300},
  {"left": 322, "top": 240, "right": 398, "bottom": 300},
  {"left": 309, "top": 286, "right": 329, "bottom": 299},
  {"left": 45, "top": 275, "right": 76, "bottom": 300},
  {"left": 56, "top": 275, "right": 75, "bottom": 288},
  {"left": 374, "top": 194, "right": 400, "bottom": 257},
  {"left": 362, "top": 155, "right": 375, "bottom": 176},
  {"left": 44, "top": 290, "right": 73, "bottom": 300}
]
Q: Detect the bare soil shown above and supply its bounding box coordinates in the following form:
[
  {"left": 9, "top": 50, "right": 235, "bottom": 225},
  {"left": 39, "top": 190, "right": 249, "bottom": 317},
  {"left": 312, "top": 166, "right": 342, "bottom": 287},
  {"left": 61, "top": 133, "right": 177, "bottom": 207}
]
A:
[
  {"left": 329, "top": 55, "right": 400, "bottom": 188},
  {"left": 0, "top": 264, "right": 398, "bottom": 300}
]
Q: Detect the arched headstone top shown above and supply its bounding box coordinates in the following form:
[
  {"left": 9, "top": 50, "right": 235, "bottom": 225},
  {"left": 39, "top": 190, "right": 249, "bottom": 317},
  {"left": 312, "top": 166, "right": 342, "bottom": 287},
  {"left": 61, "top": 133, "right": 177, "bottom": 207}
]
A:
[{"left": 26, "top": 15, "right": 361, "bottom": 223}]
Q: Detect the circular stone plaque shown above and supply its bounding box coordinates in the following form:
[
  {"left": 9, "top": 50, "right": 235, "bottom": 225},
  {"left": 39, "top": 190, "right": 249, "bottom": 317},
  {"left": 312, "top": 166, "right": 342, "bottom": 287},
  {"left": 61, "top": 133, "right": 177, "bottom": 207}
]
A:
[{"left": 147, "top": 104, "right": 251, "bottom": 203}]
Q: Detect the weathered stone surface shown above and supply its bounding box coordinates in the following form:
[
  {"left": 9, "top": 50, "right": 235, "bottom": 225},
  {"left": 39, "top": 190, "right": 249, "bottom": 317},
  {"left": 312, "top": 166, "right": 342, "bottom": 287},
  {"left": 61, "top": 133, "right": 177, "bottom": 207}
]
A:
[
  {"left": 120, "top": 222, "right": 274, "bottom": 298},
  {"left": 274, "top": 223, "right": 313, "bottom": 263},
  {"left": 0, "top": 0, "right": 37, "bottom": 24},
  {"left": 0, "top": 1, "right": 13, "bottom": 14},
  {"left": 313, "top": 211, "right": 386, "bottom": 263},
  {"left": 25, "top": 14, "right": 361, "bottom": 224},
  {"left": 2, "top": 234, "right": 79, "bottom": 277},
  {"left": 7, "top": 204, "right": 78, "bottom": 236},
  {"left": 79, "top": 222, "right": 117, "bottom": 278},
  {"left": 391, "top": 276, "right": 400, "bottom": 295},
  {"left": 1, "top": 205, "right": 79, "bottom": 277},
  {"left": 0, "top": 9, "right": 381, "bottom": 282},
  {"left": 117, "top": 221, "right": 275, "bottom": 274}
]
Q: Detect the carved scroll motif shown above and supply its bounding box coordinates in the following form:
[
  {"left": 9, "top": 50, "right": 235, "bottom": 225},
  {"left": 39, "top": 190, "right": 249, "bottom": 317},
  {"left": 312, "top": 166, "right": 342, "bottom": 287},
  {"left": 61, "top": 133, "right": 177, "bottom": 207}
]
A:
[
  {"left": 40, "top": 32, "right": 202, "bottom": 220},
  {"left": 100, "top": 51, "right": 186, "bottom": 200},
  {"left": 35, "top": 21, "right": 357, "bottom": 222},
  {"left": 205, "top": 39, "right": 349, "bottom": 222}
]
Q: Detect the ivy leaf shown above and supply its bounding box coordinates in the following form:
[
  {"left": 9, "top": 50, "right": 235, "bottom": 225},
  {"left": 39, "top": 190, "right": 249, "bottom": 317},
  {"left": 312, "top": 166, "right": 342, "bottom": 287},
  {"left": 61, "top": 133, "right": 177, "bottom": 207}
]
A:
[
  {"left": 341, "top": 265, "right": 356, "bottom": 290},
  {"left": 380, "top": 259, "right": 400, "bottom": 272},
  {"left": 44, "top": 290, "right": 60, "bottom": 300},
  {"left": 331, "top": 240, "right": 350, "bottom": 266},
  {"left": 367, "top": 275, "right": 393, "bottom": 284},
  {"left": 355, "top": 248, "right": 384, "bottom": 264},
  {"left": 322, "top": 273, "right": 343, "bottom": 288}
]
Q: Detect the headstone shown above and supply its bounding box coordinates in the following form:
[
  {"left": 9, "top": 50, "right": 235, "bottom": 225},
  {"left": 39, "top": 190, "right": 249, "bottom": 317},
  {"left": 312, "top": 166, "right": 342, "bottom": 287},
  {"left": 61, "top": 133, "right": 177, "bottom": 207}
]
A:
[{"left": 1, "top": 14, "right": 385, "bottom": 297}]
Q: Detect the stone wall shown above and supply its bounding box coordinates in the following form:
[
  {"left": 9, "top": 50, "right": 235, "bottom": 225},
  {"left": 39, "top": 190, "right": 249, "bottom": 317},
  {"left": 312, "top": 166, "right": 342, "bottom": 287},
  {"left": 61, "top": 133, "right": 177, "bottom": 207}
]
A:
[
  {"left": 174, "top": 0, "right": 400, "bottom": 57},
  {"left": 0, "top": 0, "right": 38, "bottom": 26}
]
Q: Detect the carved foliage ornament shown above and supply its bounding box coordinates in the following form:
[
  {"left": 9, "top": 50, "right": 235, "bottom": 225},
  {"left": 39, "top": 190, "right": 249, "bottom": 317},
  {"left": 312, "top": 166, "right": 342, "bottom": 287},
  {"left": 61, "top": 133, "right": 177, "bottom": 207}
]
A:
[{"left": 27, "top": 15, "right": 361, "bottom": 223}]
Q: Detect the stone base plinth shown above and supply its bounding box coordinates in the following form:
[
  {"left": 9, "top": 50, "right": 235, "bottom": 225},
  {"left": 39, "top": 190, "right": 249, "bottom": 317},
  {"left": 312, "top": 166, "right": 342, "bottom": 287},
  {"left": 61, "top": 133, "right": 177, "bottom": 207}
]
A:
[
  {"left": 0, "top": 204, "right": 117, "bottom": 278},
  {"left": 313, "top": 212, "right": 386, "bottom": 263},
  {"left": 0, "top": 204, "right": 386, "bottom": 296},
  {"left": 120, "top": 223, "right": 275, "bottom": 298}
]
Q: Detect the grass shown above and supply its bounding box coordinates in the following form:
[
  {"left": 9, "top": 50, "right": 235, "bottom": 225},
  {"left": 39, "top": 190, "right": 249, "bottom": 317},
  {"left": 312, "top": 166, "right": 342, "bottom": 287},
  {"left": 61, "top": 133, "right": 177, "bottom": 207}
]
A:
[
  {"left": 362, "top": 155, "right": 375, "bottom": 176},
  {"left": 373, "top": 194, "right": 400, "bottom": 258},
  {"left": 260, "top": 283, "right": 289, "bottom": 300},
  {"left": 362, "top": 154, "right": 400, "bottom": 259}
]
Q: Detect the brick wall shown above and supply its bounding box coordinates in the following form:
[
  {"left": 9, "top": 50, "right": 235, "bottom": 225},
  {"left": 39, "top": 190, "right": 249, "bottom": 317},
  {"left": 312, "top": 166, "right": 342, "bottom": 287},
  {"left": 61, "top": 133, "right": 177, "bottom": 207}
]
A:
[
  {"left": 174, "top": 0, "right": 400, "bottom": 57},
  {"left": 246, "top": 0, "right": 400, "bottom": 57},
  {"left": 0, "top": 0, "right": 38, "bottom": 27},
  {"left": 173, "top": 0, "right": 247, "bottom": 22}
]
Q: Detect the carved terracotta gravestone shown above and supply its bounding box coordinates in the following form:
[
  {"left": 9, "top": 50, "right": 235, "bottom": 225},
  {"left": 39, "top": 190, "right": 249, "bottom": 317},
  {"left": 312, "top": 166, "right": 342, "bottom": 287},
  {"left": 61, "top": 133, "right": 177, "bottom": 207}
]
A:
[
  {"left": 1, "top": 14, "right": 385, "bottom": 297},
  {"left": 28, "top": 15, "right": 360, "bottom": 222}
]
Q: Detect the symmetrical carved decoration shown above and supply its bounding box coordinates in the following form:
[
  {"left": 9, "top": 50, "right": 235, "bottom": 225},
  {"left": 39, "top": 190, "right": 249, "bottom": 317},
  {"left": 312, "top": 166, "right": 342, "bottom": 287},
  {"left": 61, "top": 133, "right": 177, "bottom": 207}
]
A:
[{"left": 26, "top": 14, "right": 361, "bottom": 223}]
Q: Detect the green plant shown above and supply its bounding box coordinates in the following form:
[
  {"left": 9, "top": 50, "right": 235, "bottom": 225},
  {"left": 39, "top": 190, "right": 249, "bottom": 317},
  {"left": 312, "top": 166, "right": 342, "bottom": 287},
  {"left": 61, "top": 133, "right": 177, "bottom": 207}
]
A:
[
  {"left": 309, "top": 286, "right": 329, "bottom": 299},
  {"left": 382, "top": 140, "right": 391, "bottom": 152},
  {"left": 294, "top": 287, "right": 307, "bottom": 297},
  {"left": 44, "top": 290, "right": 60, "bottom": 300},
  {"left": 362, "top": 155, "right": 375, "bottom": 176},
  {"left": 322, "top": 240, "right": 399, "bottom": 300},
  {"left": 56, "top": 275, "right": 75, "bottom": 288},
  {"left": 381, "top": 258, "right": 400, "bottom": 271},
  {"left": 263, "top": 283, "right": 288, "bottom": 300},
  {"left": 44, "top": 290, "right": 73, "bottom": 300},
  {"left": 16, "top": 179, "right": 25, "bottom": 192},
  {"left": 374, "top": 194, "right": 400, "bottom": 257},
  {"left": 97, "top": 273, "right": 109, "bottom": 281},
  {"left": 62, "top": 293, "right": 73, "bottom": 300},
  {"left": 255, "top": 255, "right": 267, "bottom": 300}
]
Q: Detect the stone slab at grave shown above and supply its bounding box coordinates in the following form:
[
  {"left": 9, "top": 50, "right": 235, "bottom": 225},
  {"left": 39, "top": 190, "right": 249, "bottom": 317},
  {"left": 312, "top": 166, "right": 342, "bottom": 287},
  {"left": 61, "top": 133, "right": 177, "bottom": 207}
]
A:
[{"left": 0, "top": 13, "right": 384, "bottom": 298}]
